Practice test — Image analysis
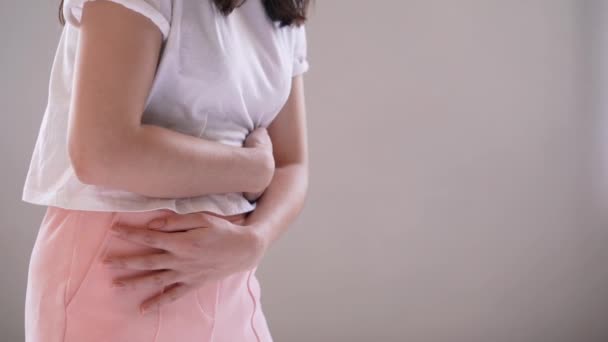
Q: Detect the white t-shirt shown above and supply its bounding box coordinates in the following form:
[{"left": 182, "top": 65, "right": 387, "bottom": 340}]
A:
[{"left": 21, "top": 0, "right": 310, "bottom": 215}]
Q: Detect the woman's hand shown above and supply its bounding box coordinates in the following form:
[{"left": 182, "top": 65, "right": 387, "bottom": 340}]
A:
[
  {"left": 102, "top": 212, "right": 267, "bottom": 314},
  {"left": 243, "top": 126, "right": 274, "bottom": 202}
]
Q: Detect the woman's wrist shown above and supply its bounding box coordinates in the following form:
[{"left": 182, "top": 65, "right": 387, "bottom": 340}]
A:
[{"left": 235, "top": 221, "right": 269, "bottom": 264}]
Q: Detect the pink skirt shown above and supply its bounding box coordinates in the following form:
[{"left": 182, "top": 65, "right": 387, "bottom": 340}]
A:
[{"left": 24, "top": 206, "right": 273, "bottom": 342}]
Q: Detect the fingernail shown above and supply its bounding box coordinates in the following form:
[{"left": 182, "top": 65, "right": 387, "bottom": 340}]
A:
[
  {"left": 140, "top": 304, "right": 153, "bottom": 315},
  {"left": 141, "top": 302, "right": 160, "bottom": 315},
  {"left": 148, "top": 218, "right": 166, "bottom": 229}
]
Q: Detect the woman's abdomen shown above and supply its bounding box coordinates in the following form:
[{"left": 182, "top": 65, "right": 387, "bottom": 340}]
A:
[{"left": 25, "top": 206, "right": 271, "bottom": 342}]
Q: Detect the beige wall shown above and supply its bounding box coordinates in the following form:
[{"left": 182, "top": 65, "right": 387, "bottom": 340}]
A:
[{"left": 2, "top": 1, "right": 607, "bottom": 341}]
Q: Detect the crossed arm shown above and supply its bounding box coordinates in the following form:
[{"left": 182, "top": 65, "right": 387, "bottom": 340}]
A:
[
  {"left": 68, "top": 1, "right": 275, "bottom": 198},
  {"left": 69, "top": 1, "right": 309, "bottom": 245}
]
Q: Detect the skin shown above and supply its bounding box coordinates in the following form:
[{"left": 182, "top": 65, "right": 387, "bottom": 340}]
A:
[{"left": 71, "top": 1, "right": 309, "bottom": 314}]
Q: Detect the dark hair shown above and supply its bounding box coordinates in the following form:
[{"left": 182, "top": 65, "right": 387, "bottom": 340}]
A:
[{"left": 58, "top": 0, "right": 310, "bottom": 27}]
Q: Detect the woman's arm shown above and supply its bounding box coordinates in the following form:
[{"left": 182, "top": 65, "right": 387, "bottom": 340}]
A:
[
  {"left": 244, "top": 73, "right": 310, "bottom": 249},
  {"left": 67, "top": 1, "right": 274, "bottom": 198},
  {"left": 97, "top": 75, "right": 309, "bottom": 310}
]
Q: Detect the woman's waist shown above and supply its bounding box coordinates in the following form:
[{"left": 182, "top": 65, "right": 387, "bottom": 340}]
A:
[
  {"left": 113, "top": 206, "right": 250, "bottom": 231},
  {"left": 28, "top": 187, "right": 255, "bottom": 223}
]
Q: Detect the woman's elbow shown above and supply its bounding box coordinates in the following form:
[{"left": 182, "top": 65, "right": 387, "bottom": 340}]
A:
[
  {"left": 68, "top": 135, "right": 101, "bottom": 184},
  {"left": 67, "top": 132, "right": 127, "bottom": 185}
]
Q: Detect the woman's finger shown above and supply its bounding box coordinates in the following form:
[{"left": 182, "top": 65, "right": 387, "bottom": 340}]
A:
[
  {"left": 145, "top": 211, "right": 219, "bottom": 232},
  {"left": 103, "top": 251, "right": 177, "bottom": 270},
  {"left": 243, "top": 190, "right": 263, "bottom": 202},
  {"left": 112, "top": 269, "right": 181, "bottom": 291},
  {"left": 111, "top": 224, "right": 183, "bottom": 251},
  {"left": 140, "top": 282, "right": 194, "bottom": 314}
]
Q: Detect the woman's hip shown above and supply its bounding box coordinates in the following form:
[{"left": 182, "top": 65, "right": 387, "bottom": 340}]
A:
[
  {"left": 29, "top": 206, "right": 248, "bottom": 307},
  {"left": 25, "top": 206, "right": 269, "bottom": 342}
]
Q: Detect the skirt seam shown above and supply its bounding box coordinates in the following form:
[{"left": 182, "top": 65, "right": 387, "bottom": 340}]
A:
[
  {"left": 64, "top": 212, "right": 118, "bottom": 311},
  {"left": 246, "top": 269, "right": 261, "bottom": 342},
  {"left": 62, "top": 210, "right": 84, "bottom": 342}
]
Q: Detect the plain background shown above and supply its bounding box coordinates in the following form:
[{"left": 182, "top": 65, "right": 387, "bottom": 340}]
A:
[{"left": 2, "top": 1, "right": 608, "bottom": 341}]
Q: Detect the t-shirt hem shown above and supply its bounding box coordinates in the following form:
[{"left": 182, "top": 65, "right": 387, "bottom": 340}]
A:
[{"left": 21, "top": 187, "right": 256, "bottom": 216}]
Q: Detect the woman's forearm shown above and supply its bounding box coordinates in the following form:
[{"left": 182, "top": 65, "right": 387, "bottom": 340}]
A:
[
  {"left": 244, "top": 163, "right": 309, "bottom": 250},
  {"left": 67, "top": 2, "right": 274, "bottom": 199},
  {"left": 70, "top": 123, "right": 273, "bottom": 199}
]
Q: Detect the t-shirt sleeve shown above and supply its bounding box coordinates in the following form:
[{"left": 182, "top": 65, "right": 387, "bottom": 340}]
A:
[
  {"left": 292, "top": 23, "right": 310, "bottom": 77},
  {"left": 63, "top": 0, "right": 171, "bottom": 41}
]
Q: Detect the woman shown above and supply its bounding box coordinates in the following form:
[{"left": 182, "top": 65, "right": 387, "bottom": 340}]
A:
[{"left": 21, "top": 0, "right": 311, "bottom": 341}]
